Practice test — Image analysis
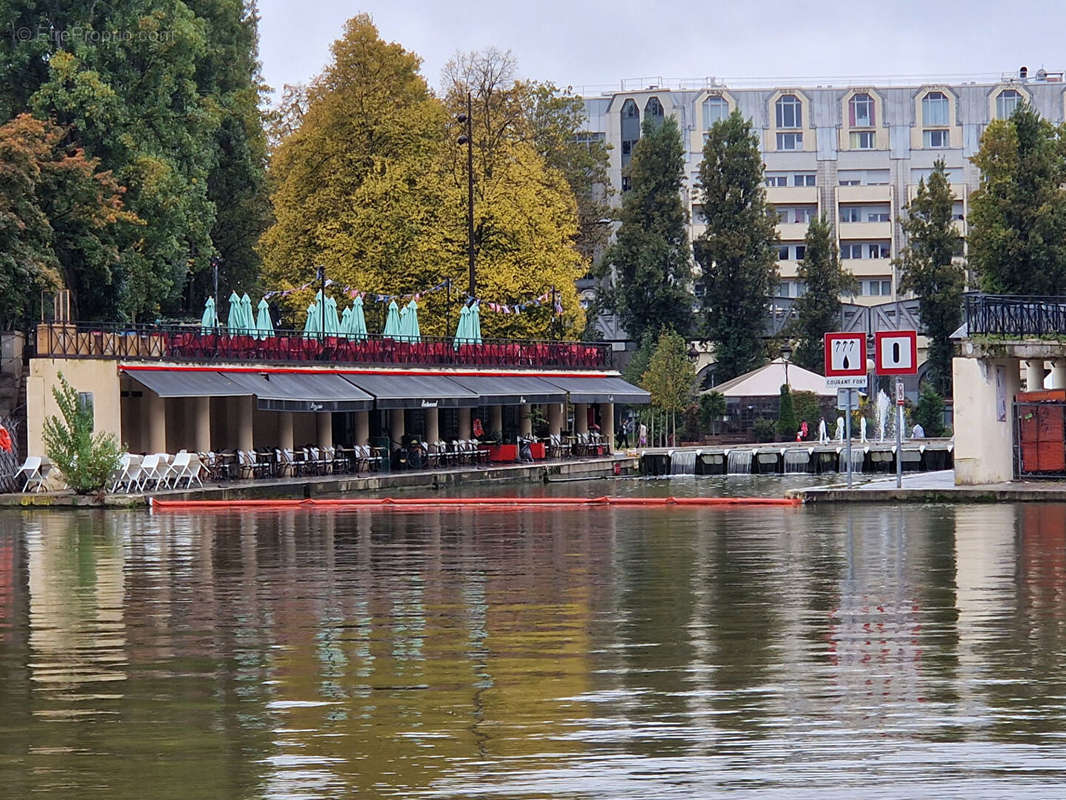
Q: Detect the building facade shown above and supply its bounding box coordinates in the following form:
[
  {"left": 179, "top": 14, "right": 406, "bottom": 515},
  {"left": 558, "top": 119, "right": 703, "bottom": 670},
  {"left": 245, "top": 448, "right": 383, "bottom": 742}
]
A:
[{"left": 581, "top": 69, "right": 1064, "bottom": 310}]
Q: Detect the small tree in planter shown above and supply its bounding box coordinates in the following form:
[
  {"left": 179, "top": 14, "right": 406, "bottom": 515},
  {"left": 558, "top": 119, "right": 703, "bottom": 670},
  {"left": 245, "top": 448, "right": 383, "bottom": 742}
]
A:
[
  {"left": 776, "top": 384, "right": 798, "bottom": 441},
  {"left": 42, "top": 373, "right": 122, "bottom": 494}
]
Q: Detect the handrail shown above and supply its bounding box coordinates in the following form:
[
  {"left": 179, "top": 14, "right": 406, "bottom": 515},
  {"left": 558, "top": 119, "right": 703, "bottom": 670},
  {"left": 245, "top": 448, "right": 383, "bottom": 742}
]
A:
[
  {"left": 964, "top": 292, "right": 1066, "bottom": 336},
  {"left": 33, "top": 322, "right": 613, "bottom": 370}
]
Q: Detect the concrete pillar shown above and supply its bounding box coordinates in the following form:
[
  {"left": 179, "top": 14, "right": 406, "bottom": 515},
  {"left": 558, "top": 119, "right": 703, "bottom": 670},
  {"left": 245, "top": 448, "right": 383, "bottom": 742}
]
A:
[
  {"left": 148, "top": 391, "right": 167, "bottom": 453},
  {"left": 390, "top": 409, "right": 405, "bottom": 449},
  {"left": 1051, "top": 360, "right": 1066, "bottom": 390},
  {"left": 354, "top": 410, "right": 370, "bottom": 446},
  {"left": 953, "top": 356, "right": 1020, "bottom": 485},
  {"left": 489, "top": 405, "right": 502, "bottom": 438},
  {"left": 548, "top": 402, "right": 563, "bottom": 436},
  {"left": 458, "top": 407, "right": 471, "bottom": 439},
  {"left": 425, "top": 408, "right": 439, "bottom": 445},
  {"left": 574, "top": 403, "right": 588, "bottom": 434},
  {"left": 278, "top": 412, "right": 294, "bottom": 452},
  {"left": 1026, "top": 360, "right": 1045, "bottom": 392},
  {"left": 237, "top": 396, "right": 254, "bottom": 452},
  {"left": 519, "top": 404, "right": 532, "bottom": 437},
  {"left": 317, "top": 411, "right": 333, "bottom": 449},
  {"left": 194, "top": 396, "right": 211, "bottom": 453},
  {"left": 600, "top": 403, "right": 615, "bottom": 450}
]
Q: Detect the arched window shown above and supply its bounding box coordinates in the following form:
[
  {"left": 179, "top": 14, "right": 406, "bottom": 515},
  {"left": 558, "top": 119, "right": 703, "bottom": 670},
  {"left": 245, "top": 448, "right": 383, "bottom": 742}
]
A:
[
  {"left": 922, "top": 91, "right": 950, "bottom": 126},
  {"left": 620, "top": 99, "right": 640, "bottom": 170},
  {"left": 703, "top": 95, "right": 729, "bottom": 127},
  {"left": 849, "top": 93, "right": 875, "bottom": 127},
  {"left": 775, "top": 94, "right": 802, "bottom": 128},
  {"left": 644, "top": 96, "right": 664, "bottom": 128},
  {"left": 996, "top": 89, "right": 1022, "bottom": 119}
]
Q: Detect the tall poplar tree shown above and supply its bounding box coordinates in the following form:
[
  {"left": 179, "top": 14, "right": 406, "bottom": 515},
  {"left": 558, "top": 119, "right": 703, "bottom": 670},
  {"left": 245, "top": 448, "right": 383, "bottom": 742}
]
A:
[
  {"left": 695, "top": 110, "right": 779, "bottom": 380},
  {"left": 603, "top": 115, "right": 693, "bottom": 342},
  {"left": 969, "top": 104, "right": 1066, "bottom": 294},
  {"left": 895, "top": 160, "right": 964, "bottom": 394},
  {"left": 791, "top": 216, "right": 857, "bottom": 372}
]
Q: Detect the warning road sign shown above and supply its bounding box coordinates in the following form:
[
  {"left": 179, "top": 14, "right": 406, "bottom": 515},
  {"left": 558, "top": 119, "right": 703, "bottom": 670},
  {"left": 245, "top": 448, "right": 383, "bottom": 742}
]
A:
[
  {"left": 824, "top": 332, "right": 866, "bottom": 377},
  {"left": 875, "top": 330, "right": 918, "bottom": 376}
]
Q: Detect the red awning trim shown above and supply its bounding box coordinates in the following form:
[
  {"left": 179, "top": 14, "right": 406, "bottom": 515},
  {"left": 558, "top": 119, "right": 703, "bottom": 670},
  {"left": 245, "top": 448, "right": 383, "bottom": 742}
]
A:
[{"left": 119, "top": 364, "right": 615, "bottom": 379}]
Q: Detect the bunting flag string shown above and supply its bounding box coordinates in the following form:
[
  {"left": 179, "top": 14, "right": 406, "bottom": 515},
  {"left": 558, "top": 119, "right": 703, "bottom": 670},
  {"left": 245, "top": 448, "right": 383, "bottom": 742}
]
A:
[
  {"left": 263, "top": 279, "right": 451, "bottom": 303},
  {"left": 259, "top": 276, "right": 562, "bottom": 316},
  {"left": 469, "top": 289, "right": 561, "bottom": 316}
]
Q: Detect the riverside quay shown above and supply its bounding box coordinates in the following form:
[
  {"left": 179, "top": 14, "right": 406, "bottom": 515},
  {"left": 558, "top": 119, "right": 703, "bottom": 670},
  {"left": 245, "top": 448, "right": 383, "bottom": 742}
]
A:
[{"left": 27, "top": 319, "right": 649, "bottom": 471}]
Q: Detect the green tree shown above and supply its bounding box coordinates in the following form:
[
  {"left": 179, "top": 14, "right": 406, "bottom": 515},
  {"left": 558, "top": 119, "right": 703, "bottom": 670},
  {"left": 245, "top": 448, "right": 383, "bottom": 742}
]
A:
[
  {"left": 622, "top": 329, "right": 657, "bottom": 385},
  {"left": 969, "top": 104, "right": 1066, "bottom": 294},
  {"left": 0, "top": 0, "right": 269, "bottom": 321},
  {"left": 604, "top": 115, "right": 694, "bottom": 342},
  {"left": 695, "top": 110, "right": 779, "bottom": 380},
  {"left": 42, "top": 372, "right": 121, "bottom": 494},
  {"left": 913, "top": 383, "right": 946, "bottom": 437},
  {"left": 791, "top": 216, "right": 857, "bottom": 372},
  {"left": 896, "top": 160, "right": 964, "bottom": 394},
  {"left": 640, "top": 329, "right": 696, "bottom": 446},
  {"left": 776, "top": 384, "right": 798, "bottom": 441}
]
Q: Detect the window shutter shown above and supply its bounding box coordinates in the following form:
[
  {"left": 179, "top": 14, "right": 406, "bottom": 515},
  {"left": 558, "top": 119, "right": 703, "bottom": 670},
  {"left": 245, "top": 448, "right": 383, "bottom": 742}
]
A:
[{"left": 848, "top": 101, "right": 855, "bottom": 127}]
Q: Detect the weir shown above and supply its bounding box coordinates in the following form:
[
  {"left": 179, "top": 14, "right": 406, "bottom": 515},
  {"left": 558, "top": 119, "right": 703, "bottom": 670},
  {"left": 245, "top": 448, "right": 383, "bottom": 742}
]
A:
[{"left": 726, "top": 449, "right": 753, "bottom": 474}]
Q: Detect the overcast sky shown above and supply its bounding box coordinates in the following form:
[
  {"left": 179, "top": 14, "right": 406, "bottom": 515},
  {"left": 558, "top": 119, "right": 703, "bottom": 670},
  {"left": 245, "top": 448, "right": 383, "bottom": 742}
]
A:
[{"left": 257, "top": 0, "right": 1063, "bottom": 101}]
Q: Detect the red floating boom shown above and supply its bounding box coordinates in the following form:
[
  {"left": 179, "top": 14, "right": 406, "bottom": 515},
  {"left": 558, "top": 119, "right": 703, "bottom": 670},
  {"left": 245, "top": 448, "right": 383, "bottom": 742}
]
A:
[{"left": 150, "top": 496, "right": 802, "bottom": 511}]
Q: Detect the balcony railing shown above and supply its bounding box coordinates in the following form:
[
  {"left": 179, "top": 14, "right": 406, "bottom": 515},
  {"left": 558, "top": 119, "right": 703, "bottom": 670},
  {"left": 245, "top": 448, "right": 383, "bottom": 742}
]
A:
[
  {"left": 964, "top": 293, "right": 1066, "bottom": 337},
  {"left": 35, "top": 322, "right": 612, "bottom": 370}
]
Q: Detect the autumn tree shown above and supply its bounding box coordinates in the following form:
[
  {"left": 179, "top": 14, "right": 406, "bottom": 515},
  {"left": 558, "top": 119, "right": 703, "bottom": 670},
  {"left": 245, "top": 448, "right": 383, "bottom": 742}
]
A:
[
  {"left": 441, "top": 48, "right": 586, "bottom": 338},
  {"left": 603, "top": 115, "right": 694, "bottom": 342},
  {"left": 896, "top": 160, "right": 964, "bottom": 394},
  {"left": 695, "top": 110, "right": 779, "bottom": 380},
  {"left": 969, "top": 104, "right": 1066, "bottom": 294},
  {"left": 0, "top": 114, "right": 137, "bottom": 329},
  {"left": 791, "top": 216, "right": 857, "bottom": 372}
]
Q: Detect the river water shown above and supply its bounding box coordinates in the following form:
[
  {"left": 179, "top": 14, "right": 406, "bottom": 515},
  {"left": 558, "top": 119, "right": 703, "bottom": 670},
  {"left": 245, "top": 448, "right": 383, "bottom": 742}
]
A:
[{"left": 2, "top": 478, "right": 1065, "bottom": 798}]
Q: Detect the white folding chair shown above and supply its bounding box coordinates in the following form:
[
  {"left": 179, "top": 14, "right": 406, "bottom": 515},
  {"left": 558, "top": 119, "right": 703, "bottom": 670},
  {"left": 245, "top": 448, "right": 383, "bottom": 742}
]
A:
[
  {"left": 138, "top": 453, "right": 162, "bottom": 490},
  {"left": 16, "top": 456, "right": 45, "bottom": 493},
  {"left": 170, "top": 452, "right": 198, "bottom": 488}
]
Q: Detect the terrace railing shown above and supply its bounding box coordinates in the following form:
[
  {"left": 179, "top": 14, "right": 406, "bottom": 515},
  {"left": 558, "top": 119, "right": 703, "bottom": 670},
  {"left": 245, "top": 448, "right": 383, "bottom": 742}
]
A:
[
  {"left": 34, "top": 322, "right": 613, "bottom": 371},
  {"left": 964, "top": 293, "right": 1066, "bottom": 337}
]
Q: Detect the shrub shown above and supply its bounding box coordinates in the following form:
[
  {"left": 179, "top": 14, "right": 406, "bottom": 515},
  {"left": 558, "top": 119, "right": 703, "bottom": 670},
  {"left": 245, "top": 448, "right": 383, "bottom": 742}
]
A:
[
  {"left": 776, "top": 384, "right": 798, "bottom": 440},
  {"left": 42, "top": 372, "right": 122, "bottom": 494},
  {"left": 753, "top": 418, "right": 777, "bottom": 443},
  {"left": 913, "top": 383, "right": 946, "bottom": 437}
]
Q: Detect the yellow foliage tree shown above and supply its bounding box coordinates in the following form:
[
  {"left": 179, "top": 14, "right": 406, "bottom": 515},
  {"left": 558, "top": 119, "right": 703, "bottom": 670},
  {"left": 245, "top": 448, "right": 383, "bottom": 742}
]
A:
[{"left": 259, "top": 16, "right": 585, "bottom": 339}]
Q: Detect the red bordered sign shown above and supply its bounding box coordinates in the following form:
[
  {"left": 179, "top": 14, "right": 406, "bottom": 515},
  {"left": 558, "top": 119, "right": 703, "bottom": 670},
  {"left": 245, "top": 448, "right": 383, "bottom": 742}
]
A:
[
  {"left": 823, "top": 332, "right": 866, "bottom": 377},
  {"left": 874, "top": 330, "right": 918, "bottom": 376}
]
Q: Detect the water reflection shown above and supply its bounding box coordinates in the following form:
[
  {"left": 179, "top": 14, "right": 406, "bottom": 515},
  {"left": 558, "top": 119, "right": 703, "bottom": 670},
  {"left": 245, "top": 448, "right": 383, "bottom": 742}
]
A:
[{"left": 3, "top": 497, "right": 1066, "bottom": 797}]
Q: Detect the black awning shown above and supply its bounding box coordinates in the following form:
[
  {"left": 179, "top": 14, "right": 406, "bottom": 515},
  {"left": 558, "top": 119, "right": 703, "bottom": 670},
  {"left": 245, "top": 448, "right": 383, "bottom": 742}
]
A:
[
  {"left": 124, "top": 369, "right": 250, "bottom": 398},
  {"left": 222, "top": 371, "right": 374, "bottom": 412},
  {"left": 341, "top": 373, "right": 479, "bottom": 410},
  {"left": 447, "top": 375, "right": 567, "bottom": 405},
  {"left": 543, "top": 376, "right": 651, "bottom": 405}
]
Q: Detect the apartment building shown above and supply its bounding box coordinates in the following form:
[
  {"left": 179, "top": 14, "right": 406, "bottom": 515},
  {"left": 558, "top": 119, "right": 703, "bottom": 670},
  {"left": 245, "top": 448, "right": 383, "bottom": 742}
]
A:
[{"left": 581, "top": 69, "right": 1063, "bottom": 311}]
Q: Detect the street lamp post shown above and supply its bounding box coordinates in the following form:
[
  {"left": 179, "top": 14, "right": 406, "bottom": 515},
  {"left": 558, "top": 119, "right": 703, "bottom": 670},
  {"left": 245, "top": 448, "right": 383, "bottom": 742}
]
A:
[
  {"left": 457, "top": 93, "right": 475, "bottom": 298},
  {"left": 780, "top": 342, "right": 793, "bottom": 388},
  {"left": 316, "top": 264, "right": 326, "bottom": 343}
]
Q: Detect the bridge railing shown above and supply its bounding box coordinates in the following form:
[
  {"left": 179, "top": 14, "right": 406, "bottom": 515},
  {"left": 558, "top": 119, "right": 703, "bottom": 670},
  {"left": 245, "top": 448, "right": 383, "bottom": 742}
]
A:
[{"left": 964, "top": 293, "right": 1066, "bottom": 336}]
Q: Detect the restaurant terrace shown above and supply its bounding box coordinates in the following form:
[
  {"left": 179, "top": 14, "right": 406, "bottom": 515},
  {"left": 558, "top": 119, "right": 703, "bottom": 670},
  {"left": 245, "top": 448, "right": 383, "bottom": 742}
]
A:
[{"left": 26, "top": 310, "right": 648, "bottom": 484}]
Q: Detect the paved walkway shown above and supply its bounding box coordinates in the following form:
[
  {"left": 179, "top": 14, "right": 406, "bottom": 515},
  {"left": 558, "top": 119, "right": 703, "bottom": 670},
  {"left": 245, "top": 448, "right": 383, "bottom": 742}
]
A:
[{"left": 790, "top": 470, "right": 1066, "bottom": 503}]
